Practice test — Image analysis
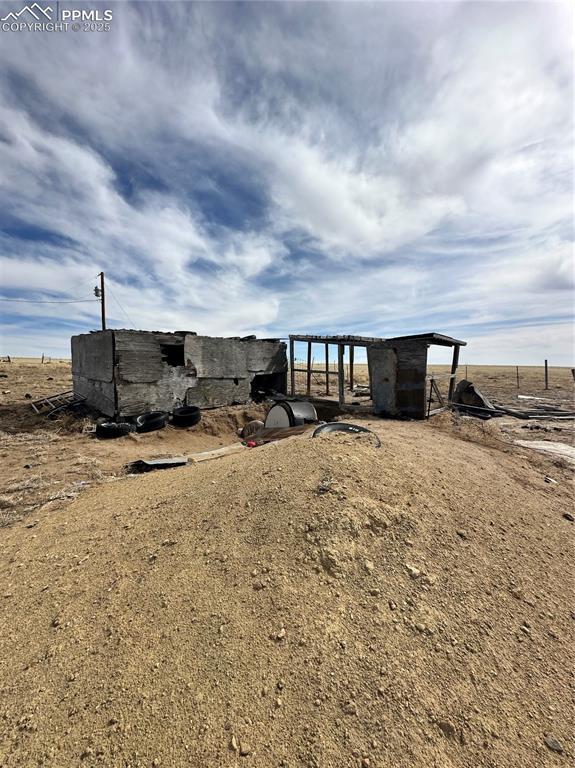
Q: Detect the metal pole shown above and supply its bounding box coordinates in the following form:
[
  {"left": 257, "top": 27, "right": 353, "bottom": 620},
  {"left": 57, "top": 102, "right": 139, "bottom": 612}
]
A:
[
  {"left": 99, "top": 271, "right": 106, "bottom": 331},
  {"left": 544, "top": 359, "right": 548, "bottom": 390}
]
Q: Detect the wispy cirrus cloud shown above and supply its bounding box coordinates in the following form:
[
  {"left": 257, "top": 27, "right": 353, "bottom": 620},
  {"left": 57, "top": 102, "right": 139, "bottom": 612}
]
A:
[{"left": 0, "top": 0, "right": 572, "bottom": 363}]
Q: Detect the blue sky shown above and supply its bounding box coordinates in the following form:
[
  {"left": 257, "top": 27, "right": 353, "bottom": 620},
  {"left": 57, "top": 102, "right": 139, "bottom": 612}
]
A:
[{"left": 0, "top": 1, "right": 573, "bottom": 364}]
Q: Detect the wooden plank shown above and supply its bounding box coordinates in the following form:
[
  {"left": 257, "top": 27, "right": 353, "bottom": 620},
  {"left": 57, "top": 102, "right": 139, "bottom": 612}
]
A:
[
  {"left": 292, "top": 368, "right": 339, "bottom": 376},
  {"left": 289, "top": 338, "right": 295, "bottom": 395},
  {"left": 325, "top": 343, "right": 330, "bottom": 395},
  {"left": 188, "top": 444, "right": 247, "bottom": 463},
  {"left": 368, "top": 346, "right": 397, "bottom": 415},
  {"left": 289, "top": 334, "right": 383, "bottom": 346},
  {"left": 337, "top": 344, "right": 345, "bottom": 406},
  {"left": 447, "top": 344, "right": 460, "bottom": 402},
  {"left": 431, "top": 378, "right": 445, "bottom": 406},
  {"left": 349, "top": 345, "right": 354, "bottom": 391},
  {"left": 306, "top": 341, "right": 312, "bottom": 396},
  {"left": 393, "top": 341, "right": 428, "bottom": 419}
]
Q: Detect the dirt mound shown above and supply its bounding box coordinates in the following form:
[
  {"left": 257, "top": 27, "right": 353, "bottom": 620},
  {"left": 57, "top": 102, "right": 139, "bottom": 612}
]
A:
[{"left": 0, "top": 425, "right": 572, "bottom": 767}]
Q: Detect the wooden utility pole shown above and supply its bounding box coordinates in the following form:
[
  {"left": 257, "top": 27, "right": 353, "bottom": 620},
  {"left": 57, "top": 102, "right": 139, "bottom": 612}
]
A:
[{"left": 98, "top": 272, "right": 106, "bottom": 330}]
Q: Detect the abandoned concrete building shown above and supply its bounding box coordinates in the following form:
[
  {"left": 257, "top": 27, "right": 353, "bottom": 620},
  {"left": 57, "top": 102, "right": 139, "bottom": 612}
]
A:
[{"left": 71, "top": 330, "right": 287, "bottom": 417}]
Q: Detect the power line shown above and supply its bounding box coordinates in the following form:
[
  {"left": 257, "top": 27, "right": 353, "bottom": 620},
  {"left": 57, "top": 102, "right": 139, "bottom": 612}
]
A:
[
  {"left": 107, "top": 284, "right": 136, "bottom": 328},
  {"left": 61, "top": 274, "right": 102, "bottom": 299},
  {"left": 0, "top": 297, "right": 100, "bottom": 304}
]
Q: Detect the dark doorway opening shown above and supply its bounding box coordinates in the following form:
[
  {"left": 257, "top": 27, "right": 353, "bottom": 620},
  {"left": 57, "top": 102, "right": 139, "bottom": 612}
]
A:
[
  {"left": 250, "top": 371, "right": 287, "bottom": 401},
  {"left": 160, "top": 343, "right": 185, "bottom": 367}
]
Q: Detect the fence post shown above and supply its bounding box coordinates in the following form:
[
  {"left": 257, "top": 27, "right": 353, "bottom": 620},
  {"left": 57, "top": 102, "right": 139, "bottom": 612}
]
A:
[
  {"left": 325, "top": 343, "right": 330, "bottom": 395},
  {"left": 306, "top": 342, "right": 312, "bottom": 396},
  {"left": 516, "top": 366, "right": 519, "bottom": 389},
  {"left": 337, "top": 344, "right": 345, "bottom": 406},
  {"left": 544, "top": 359, "right": 549, "bottom": 390},
  {"left": 349, "top": 345, "right": 354, "bottom": 391}
]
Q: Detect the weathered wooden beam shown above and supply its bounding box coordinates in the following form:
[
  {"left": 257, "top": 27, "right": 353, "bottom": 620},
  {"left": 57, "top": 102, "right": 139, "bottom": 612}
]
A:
[
  {"left": 325, "top": 343, "right": 330, "bottom": 395},
  {"left": 188, "top": 444, "right": 247, "bottom": 463},
  {"left": 338, "top": 344, "right": 345, "bottom": 406},
  {"left": 291, "top": 368, "right": 339, "bottom": 376},
  {"left": 289, "top": 334, "right": 383, "bottom": 346},
  {"left": 447, "top": 344, "right": 460, "bottom": 402},
  {"left": 289, "top": 338, "right": 295, "bottom": 395},
  {"left": 431, "top": 378, "right": 445, "bottom": 405},
  {"left": 306, "top": 341, "right": 312, "bottom": 396},
  {"left": 349, "top": 345, "right": 354, "bottom": 391}
]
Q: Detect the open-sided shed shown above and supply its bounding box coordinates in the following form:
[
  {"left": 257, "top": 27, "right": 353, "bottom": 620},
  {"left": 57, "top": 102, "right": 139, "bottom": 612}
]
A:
[{"left": 288, "top": 332, "right": 466, "bottom": 419}]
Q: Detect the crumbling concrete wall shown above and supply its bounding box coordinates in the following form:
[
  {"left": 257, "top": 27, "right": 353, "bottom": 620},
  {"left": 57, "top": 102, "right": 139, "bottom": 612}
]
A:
[
  {"left": 183, "top": 335, "right": 287, "bottom": 408},
  {"left": 71, "top": 330, "right": 287, "bottom": 417},
  {"left": 114, "top": 331, "right": 194, "bottom": 416},
  {"left": 71, "top": 331, "right": 116, "bottom": 415}
]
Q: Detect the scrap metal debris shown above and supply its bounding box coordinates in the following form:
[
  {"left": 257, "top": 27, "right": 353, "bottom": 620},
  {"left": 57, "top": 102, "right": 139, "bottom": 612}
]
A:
[
  {"left": 312, "top": 422, "right": 381, "bottom": 447},
  {"left": 30, "top": 390, "right": 87, "bottom": 417},
  {"left": 452, "top": 380, "right": 575, "bottom": 421},
  {"left": 128, "top": 456, "right": 189, "bottom": 473}
]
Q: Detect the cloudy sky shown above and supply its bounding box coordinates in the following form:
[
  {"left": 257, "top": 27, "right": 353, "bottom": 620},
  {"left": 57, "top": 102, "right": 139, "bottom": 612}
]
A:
[{"left": 0, "top": 1, "right": 573, "bottom": 364}]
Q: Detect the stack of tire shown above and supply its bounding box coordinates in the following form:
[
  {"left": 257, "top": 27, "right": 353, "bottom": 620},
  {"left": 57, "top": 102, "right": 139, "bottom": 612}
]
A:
[{"left": 95, "top": 405, "right": 201, "bottom": 438}]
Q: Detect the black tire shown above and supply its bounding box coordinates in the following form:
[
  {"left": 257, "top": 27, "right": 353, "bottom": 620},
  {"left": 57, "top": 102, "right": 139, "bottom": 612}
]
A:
[
  {"left": 171, "top": 405, "right": 201, "bottom": 428},
  {"left": 96, "top": 421, "right": 135, "bottom": 439},
  {"left": 135, "top": 411, "right": 168, "bottom": 433}
]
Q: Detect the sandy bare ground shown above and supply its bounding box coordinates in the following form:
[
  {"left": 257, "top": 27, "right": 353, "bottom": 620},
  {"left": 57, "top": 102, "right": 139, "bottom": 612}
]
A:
[
  {"left": 0, "top": 360, "right": 573, "bottom": 528},
  {"left": 0, "top": 419, "right": 573, "bottom": 767},
  {"left": 0, "top": 360, "right": 267, "bottom": 527}
]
